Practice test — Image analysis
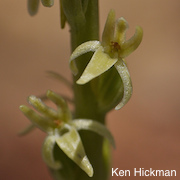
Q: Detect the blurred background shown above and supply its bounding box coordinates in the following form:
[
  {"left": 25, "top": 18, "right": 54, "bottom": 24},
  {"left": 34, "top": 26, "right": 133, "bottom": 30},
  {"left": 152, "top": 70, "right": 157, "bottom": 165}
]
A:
[{"left": 0, "top": 0, "right": 180, "bottom": 179}]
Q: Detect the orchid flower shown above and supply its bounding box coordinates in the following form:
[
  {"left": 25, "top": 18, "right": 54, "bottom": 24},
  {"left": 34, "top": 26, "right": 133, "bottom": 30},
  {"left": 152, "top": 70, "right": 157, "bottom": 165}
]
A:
[
  {"left": 19, "top": 90, "right": 115, "bottom": 177},
  {"left": 70, "top": 10, "right": 143, "bottom": 110}
]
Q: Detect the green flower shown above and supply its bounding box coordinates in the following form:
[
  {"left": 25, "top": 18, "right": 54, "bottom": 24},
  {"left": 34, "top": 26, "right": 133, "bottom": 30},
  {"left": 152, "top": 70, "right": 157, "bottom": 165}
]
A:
[
  {"left": 70, "top": 10, "right": 143, "bottom": 110},
  {"left": 19, "top": 90, "right": 115, "bottom": 177}
]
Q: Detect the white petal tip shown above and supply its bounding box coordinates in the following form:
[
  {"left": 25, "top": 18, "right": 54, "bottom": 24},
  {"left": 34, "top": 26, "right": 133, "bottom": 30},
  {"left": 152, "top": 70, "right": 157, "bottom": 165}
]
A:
[
  {"left": 115, "top": 104, "right": 123, "bottom": 110},
  {"left": 76, "top": 78, "right": 88, "bottom": 85},
  {"left": 19, "top": 105, "right": 28, "bottom": 112},
  {"left": 28, "top": 95, "right": 37, "bottom": 103},
  {"left": 81, "top": 156, "right": 94, "bottom": 177}
]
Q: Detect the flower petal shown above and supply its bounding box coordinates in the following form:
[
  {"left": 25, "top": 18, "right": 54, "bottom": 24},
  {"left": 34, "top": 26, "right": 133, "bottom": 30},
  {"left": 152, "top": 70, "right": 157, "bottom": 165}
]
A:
[
  {"left": 19, "top": 105, "right": 55, "bottom": 133},
  {"left": 121, "top": 26, "right": 143, "bottom": 58},
  {"left": 102, "top": 9, "right": 116, "bottom": 47},
  {"left": 46, "top": 90, "right": 71, "bottom": 123},
  {"left": 55, "top": 125, "right": 93, "bottom": 177},
  {"left": 69, "top": 41, "right": 101, "bottom": 75},
  {"left": 77, "top": 46, "right": 118, "bottom": 84},
  {"left": 42, "top": 135, "right": 61, "bottom": 169},
  {"left": 114, "top": 17, "right": 129, "bottom": 45},
  {"left": 71, "top": 119, "right": 115, "bottom": 148},
  {"left": 28, "top": 95, "right": 59, "bottom": 119},
  {"left": 114, "top": 59, "right": 133, "bottom": 110}
]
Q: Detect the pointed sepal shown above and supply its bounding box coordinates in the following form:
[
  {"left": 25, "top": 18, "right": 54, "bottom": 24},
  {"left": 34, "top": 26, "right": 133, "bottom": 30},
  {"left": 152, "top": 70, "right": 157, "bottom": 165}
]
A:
[
  {"left": 69, "top": 41, "right": 101, "bottom": 75},
  {"left": 102, "top": 9, "right": 116, "bottom": 47},
  {"left": 114, "top": 59, "right": 133, "bottom": 110},
  {"left": 121, "top": 26, "right": 143, "bottom": 58},
  {"left": 56, "top": 125, "right": 93, "bottom": 177},
  {"left": 28, "top": 95, "right": 59, "bottom": 119},
  {"left": 19, "top": 105, "right": 55, "bottom": 133},
  {"left": 42, "top": 135, "right": 62, "bottom": 169},
  {"left": 114, "top": 17, "right": 129, "bottom": 45},
  {"left": 77, "top": 46, "right": 118, "bottom": 84},
  {"left": 46, "top": 90, "right": 71, "bottom": 123}
]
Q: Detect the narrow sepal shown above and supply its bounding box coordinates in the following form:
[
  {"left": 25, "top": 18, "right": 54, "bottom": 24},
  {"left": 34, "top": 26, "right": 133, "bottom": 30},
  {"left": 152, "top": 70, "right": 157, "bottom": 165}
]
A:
[
  {"left": 71, "top": 119, "right": 115, "bottom": 148},
  {"left": 28, "top": 0, "right": 40, "bottom": 16},
  {"left": 46, "top": 90, "right": 71, "bottom": 122},
  {"left": 28, "top": 95, "right": 59, "bottom": 119},
  {"left": 77, "top": 46, "right": 118, "bottom": 84},
  {"left": 69, "top": 41, "right": 101, "bottom": 75},
  {"left": 121, "top": 26, "right": 143, "bottom": 58},
  {"left": 102, "top": 10, "right": 116, "bottom": 47},
  {"left": 19, "top": 105, "right": 55, "bottom": 133},
  {"left": 55, "top": 125, "right": 93, "bottom": 177},
  {"left": 114, "top": 17, "right": 129, "bottom": 45},
  {"left": 18, "top": 124, "right": 35, "bottom": 136},
  {"left": 114, "top": 59, "right": 133, "bottom": 110},
  {"left": 41, "top": 0, "right": 54, "bottom": 7},
  {"left": 42, "top": 136, "right": 61, "bottom": 169}
]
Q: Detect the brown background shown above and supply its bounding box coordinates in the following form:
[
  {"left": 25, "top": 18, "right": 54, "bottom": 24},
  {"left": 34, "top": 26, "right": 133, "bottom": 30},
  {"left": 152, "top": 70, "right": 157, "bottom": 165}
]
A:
[{"left": 0, "top": 0, "right": 180, "bottom": 179}]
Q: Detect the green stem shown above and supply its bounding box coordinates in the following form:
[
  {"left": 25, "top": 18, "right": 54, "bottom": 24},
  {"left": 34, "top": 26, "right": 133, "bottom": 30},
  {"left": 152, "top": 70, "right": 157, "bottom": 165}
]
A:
[
  {"left": 71, "top": 0, "right": 100, "bottom": 120},
  {"left": 50, "top": 1, "right": 110, "bottom": 180},
  {"left": 72, "top": 2, "right": 110, "bottom": 180}
]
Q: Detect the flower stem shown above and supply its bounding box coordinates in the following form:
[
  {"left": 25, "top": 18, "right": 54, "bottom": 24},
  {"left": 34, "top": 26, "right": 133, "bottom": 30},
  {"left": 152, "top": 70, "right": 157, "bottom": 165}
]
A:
[
  {"left": 71, "top": 1, "right": 110, "bottom": 179},
  {"left": 50, "top": 1, "right": 111, "bottom": 180}
]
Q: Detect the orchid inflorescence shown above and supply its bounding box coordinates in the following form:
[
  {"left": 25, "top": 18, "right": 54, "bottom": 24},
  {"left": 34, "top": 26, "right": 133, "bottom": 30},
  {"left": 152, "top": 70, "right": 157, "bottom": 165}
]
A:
[{"left": 20, "top": 5, "right": 143, "bottom": 178}]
